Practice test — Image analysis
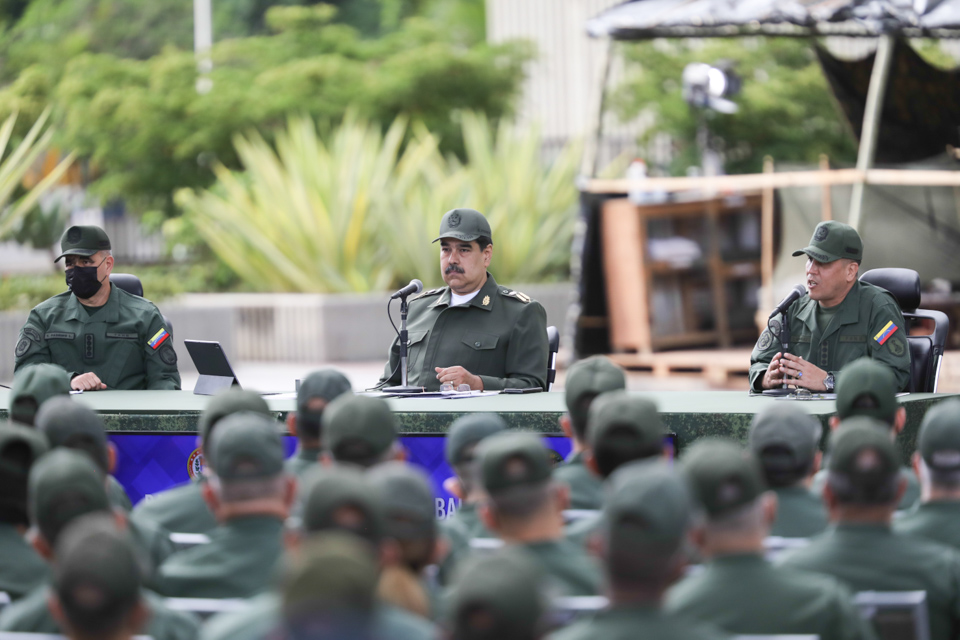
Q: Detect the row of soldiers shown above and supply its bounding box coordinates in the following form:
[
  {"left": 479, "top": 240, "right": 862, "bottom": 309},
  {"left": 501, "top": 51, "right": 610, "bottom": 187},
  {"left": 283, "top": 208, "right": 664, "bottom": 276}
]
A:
[{"left": 2, "top": 354, "right": 960, "bottom": 639}]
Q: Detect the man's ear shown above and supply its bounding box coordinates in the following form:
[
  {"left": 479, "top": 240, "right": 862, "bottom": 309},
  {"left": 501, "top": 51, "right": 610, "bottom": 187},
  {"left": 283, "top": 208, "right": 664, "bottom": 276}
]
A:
[
  {"left": 393, "top": 445, "right": 407, "bottom": 463},
  {"left": 32, "top": 531, "right": 54, "bottom": 561},
  {"left": 822, "top": 482, "right": 838, "bottom": 514},
  {"left": 201, "top": 481, "right": 220, "bottom": 514},
  {"left": 284, "top": 528, "right": 302, "bottom": 552},
  {"left": 482, "top": 243, "right": 493, "bottom": 267},
  {"left": 912, "top": 452, "right": 923, "bottom": 480},
  {"left": 127, "top": 599, "right": 150, "bottom": 634},
  {"left": 554, "top": 483, "right": 570, "bottom": 512},
  {"left": 585, "top": 530, "right": 605, "bottom": 560},
  {"left": 47, "top": 593, "right": 66, "bottom": 629},
  {"left": 688, "top": 524, "right": 707, "bottom": 553},
  {"left": 811, "top": 450, "right": 823, "bottom": 477},
  {"left": 320, "top": 452, "right": 334, "bottom": 467},
  {"left": 559, "top": 415, "right": 573, "bottom": 439},
  {"left": 828, "top": 416, "right": 841, "bottom": 431},
  {"left": 894, "top": 474, "right": 907, "bottom": 503},
  {"left": 107, "top": 442, "right": 118, "bottom": 474},
  {"left": 585, "top": 451, "right": 600, "bottom": 478},
  {"left": 894, "top": 407, "right": 907, "bottom": 435},
  {"left": 287, "top": 413, "right": 298, "bottom": 438},
  {"left": 443, "top": 476, "right": 465, "bottom": 501},
  {"left": 846, "top": 259, "right": 859, "bottom": 282},
  {"left": 478, "top": 503, "right": 497, "bottom": 532},
  {"left": 379, "top": 539, "right": 402, "bottom": 569},
  {"left": 283, "top": 475, "right": 297, "bottom": 509},
  {"left": 431, "top": 536, "right": 451, "bottom": 566},
  {"left": 762, "top": 491, "right": 778, "bottom": 528}
]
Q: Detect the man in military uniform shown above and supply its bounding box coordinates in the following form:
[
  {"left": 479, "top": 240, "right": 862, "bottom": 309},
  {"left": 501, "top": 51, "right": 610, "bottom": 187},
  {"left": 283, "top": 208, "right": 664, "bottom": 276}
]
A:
[
  {"left": 751, "top": 220, "right": 910, "bottom": 393},
  {"left": 8, "top": 363, "right": 70, "bottom": 426},
  {"left": 131, "top": 387, "right": 273, "bottom": 535},
  {"left": 14, "top": 225, "right": 180, "bottom": 391},
  {"left": 895, "top": 398, "right": 960, "bottom": 548},
  {"left": 154, "top": 412, "right": 294, "bottom": 599},
  {"left": 553, "top": 461, "right": 726, "bottom": 640},
  {"left": 0, "top": 449, "right": 200, "bottom": 640},
  {"left": 555, "top": 356, "right": 627, "bottom": 510},
  {"left": 321, "top": 394, "right": 404, "bottom": 469},
  {"left": 748, "top": 404, "right": 828, "bottom": 538},
  {"left": 379, "top": 208, "right": 548, "bottom": 391},
  {"left": 666, "top": 439, "right": 871, "bottom": 640},
  {"left": 285, "top": 368, "right": 352, "bottom": 479},
  {"left": 781, "top": 420, "right": 960, "bottom": 640},
  {"left": 0, "top": 422, "right": 50, "bottom": 601},
  {"left": 477, "top": 432, "right": 602, "bottom": 596}
]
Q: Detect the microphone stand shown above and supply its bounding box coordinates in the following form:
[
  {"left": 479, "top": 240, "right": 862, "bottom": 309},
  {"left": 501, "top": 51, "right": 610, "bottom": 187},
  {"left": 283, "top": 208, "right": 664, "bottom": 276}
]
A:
[{"left": 383, "top": 293, "right": 425, "bottom": 394}]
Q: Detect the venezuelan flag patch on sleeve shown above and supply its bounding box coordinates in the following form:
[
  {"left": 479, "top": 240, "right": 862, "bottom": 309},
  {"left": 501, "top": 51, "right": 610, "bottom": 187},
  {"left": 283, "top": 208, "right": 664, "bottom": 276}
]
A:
[
  {"left": 874, "top": 321, "right": 899, "bottom": 345},
  {"left": 148, "top": 328, "right": 170, "bottom": 350}
]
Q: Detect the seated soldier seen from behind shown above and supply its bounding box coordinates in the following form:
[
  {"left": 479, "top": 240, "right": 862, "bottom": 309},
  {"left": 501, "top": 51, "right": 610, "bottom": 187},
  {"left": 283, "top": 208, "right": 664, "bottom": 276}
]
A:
[
  {"left": 8, "top": 363, "right": 71, "bottom": 427},
  {"left": 15, "top": 225, "right": 180, "bottom": 391},
  {"left": 751, "top": 221, "right": 910, "bottom": 393},
  {"left": 285, "top": 368, "right": 352, "bottom": 480}
]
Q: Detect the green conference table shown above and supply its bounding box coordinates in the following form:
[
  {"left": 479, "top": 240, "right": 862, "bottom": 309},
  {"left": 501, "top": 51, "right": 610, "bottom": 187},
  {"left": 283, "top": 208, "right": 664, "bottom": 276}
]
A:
[{"left": 0, "top": 389, "right": 953, "bottom": 460}]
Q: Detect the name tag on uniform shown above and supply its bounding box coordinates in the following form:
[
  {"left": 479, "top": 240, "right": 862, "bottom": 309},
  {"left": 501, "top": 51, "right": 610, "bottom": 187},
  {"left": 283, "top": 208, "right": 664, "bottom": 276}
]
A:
[
  {"left": 839, "top": 335, "right": 867, "bottom": 343},
  {"left": 795, "top": 334, "right": 812, "bottom": 344},
  {"left": 106, "top": 332, "right": 138, "bottom": 340},
  {"left": 45, "top": 332, "right": 75, "bottom": 340}
]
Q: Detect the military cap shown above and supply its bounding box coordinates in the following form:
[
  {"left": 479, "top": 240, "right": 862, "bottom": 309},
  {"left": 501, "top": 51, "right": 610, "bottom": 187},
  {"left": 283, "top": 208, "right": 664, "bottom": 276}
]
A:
[
  {"left": 605, "top": 460, "right": 692, "bottom": 552},
  {"left": 207, "top": 412, "right": 285, "bottom": 481},
  {"left": 792, "top": 220, "right": 863, "bottom": 263},
  {"left": 445, "top": 413, "right": 508, "bottom": 466},
  {"left": 29, "top": 449, "right": 111, "bottom": 546},
  {"left": 35, "top": 396, "right": 110, "bottom": 473},
  {"left": 918, "top": 399, "right": 960, "bottom": 471},
  {"left": 433, "top": 208, "right": 493, "bottom": 243},
  {"left": 55, "top": 225, "right": 112, "bottom": 262},
  {"left": 300, "top": 466, "right": 386, "bottom": 544},
  {"left": 827, "top": 419, "right": 900, "bottom": 494},
  {"left": 197, "top": 387, "right": 273, "bottom": 464},
  {"left": 587, "top": 391, "right": 663, "bottom": 459},
  {"left": 296, "top": 369, "right": 352, "bottom": 439},
  {"left": 448, "top": 549, "right": 545, "bottom": 640},
  {"left": 282, "top": 532, "right": 379, "bottom": 620},
  {"left": 835, "top": 358, "right": 899, "bottom": 423},
  {"left": 9, "top": 363, "right": 71, "bottom": 426},
  {"left": 478, "top": 432, "right": 552, "bottom": 496},
  {"left": 322, "top": 395, "right": 397, "bottom": 467},
  {"left": 368, "top": 462, "right": 436, "bottom": 541},
  {"left": 682, "top": 438, "right": 765, "bottom": 518},
  {"left": 54, "top": 513, "right": 142, "bottom": 635},
  {"left": 565, "top": 356, "right": 627, "bottom": 431},
  {"left": 0, "top": 421, "right": 50, "bottom": 523},
  {"left": 749, "top": 403, "right": 822, "bottom": 470}
]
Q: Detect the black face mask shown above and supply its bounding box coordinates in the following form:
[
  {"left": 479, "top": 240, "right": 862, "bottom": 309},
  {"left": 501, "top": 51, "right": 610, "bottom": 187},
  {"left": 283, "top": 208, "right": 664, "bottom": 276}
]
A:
[{"left": 65, "top": 257, "right": 106, "bottom": 299}]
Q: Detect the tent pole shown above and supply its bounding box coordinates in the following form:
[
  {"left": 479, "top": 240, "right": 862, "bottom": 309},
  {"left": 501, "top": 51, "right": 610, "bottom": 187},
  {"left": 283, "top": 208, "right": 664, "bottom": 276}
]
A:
[
  {"left": 848, "top": 34, "right": 895, "bottom": 230},
  {"left": 581, "top": 38, "right": 613, "bottom": 178}
]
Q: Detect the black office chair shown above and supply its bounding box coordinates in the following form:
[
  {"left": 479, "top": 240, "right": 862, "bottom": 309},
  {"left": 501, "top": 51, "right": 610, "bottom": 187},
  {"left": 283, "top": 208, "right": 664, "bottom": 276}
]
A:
[
  {"left": 110, "top": 273, "right": 174, "bottom": 339},
  {"left": 859, "top": 268, "right": 949, "bottom": 393},
  {"left": 547, "top": 326, "right": 560, "bottom": 391}
]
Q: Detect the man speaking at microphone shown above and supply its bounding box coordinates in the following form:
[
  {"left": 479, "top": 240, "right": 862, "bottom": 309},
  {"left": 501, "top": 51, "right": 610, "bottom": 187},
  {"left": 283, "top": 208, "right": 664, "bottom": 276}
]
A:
[
  {"left": 378, "top": 208, "right": 548, "bottom": 391},
  {"left": 750, "top": 220, "right": 910, "bottom": 393}
]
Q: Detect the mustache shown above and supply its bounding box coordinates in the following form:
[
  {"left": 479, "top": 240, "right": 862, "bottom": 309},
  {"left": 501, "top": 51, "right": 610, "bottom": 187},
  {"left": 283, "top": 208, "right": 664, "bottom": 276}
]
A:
[{"left": 445, "top": 265, "right": 465, "bottom": 275}]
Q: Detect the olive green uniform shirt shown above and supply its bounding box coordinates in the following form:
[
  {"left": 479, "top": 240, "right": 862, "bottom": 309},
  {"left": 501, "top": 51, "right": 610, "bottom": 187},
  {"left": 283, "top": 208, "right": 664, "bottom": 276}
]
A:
[
  {"left": 128, "top": 515, "right": 177, "bottom": 587},
  {"left": 750, "top": 281, "right": 910, "bottom": 392},
  {"left": 437, "top": 502, "right": 492, "bottom": 584},
  {"left": 895, "top": 501, "right": 960, "bottom": 550},
  {"left": 379, "top": 273, "right": 548, "bottom": 391},
  {"left": 0, "top": 584, "right": 199, "bottom": 640},
  {"left": 284, "top": 446, "right": 320, "bottom": 479},
  {"left": 200, "top": 592, "right": 437, "bottom": 640},
  {"left": 666, "top": 552, "right": 874, "bottom": 640},
  {"left": 0, "top": 524, "right": 49, "bottom": 601},
  {"left": 131, "top": 479, "right": 218, "bottom": 535},
  {"left": 550, "top": 604, "right": 729, "bottom": 640},
  {"left": 15, "top": 284, "right": 181, "bottom": 390},
  {"left": 780, "top": 523, "right": 960, "bottom": 640},
  {"left": 517, "top": 539, "right": 603, "bottom": 597},
  {"left": 555, "top": 452, "right": 603, "bottom": 510},
  {"left": 771, "top": 485, "right": 829, "bottom": 538},
  {"left": 154, "top": 515, "right": 284, "bottom": 599}
]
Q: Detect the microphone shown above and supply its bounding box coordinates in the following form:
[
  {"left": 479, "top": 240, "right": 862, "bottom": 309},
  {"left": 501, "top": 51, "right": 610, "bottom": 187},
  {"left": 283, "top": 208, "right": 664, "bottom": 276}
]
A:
[
  {"left": 769, "top": 284, "right": 807, "bottom": 319},
  {"left": 390, "top": 279, "right": 423, "bottom": 300}
]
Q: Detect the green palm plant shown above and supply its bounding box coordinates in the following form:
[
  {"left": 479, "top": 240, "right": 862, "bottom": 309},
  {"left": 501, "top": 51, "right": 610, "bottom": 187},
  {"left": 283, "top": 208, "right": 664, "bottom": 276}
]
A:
[{"left": 0, "top": 108, "right": 76, "bottom": 241}]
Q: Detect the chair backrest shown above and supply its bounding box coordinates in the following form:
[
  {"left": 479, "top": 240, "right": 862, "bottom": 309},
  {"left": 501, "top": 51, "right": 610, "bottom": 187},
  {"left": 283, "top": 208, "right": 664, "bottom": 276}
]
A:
[
  {"left": 732, "top": 636, "right": 819, "bottom": 640},
  {"left": 547, "top": 326, "right": 560, "bottom": 391},
  {"left": 0, "top": 592, "right": 9, "bottom": 612},
  {"left": 169, "top": 532, "right": 211, "bottom": 550},
  {"left": 859, "top": 268, "right": 950, "bottom": 393},
  {"left": 163, "top": 597, "right": 248, "bottom": 620},
  {"left": 563, "top": 509, "right": 600, "bottom": 524},
  {"left": 853, "top": 591, "right": 930, "bottom": 640},
  {"left": 468, "top": 537, "right": 504, "bottom": 553},
  {"left": 762, "top": 536, "right": 810, "bottom": 561},
  {"left": 547, "top": 596, "right": 609, "bottom": 629},
  {"left": 110, "top": 273, "right": 144, "bottom": 297}
]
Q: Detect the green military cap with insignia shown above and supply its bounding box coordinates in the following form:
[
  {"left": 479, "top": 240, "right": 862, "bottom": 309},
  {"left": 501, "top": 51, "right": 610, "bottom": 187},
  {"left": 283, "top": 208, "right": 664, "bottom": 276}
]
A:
[
  {"left": 322, "top": 395, "right": 397, "bottom": 467},
  {"left": 606, "top": 460, "right": 693, "bottom": 552},
  {"left": 835, "top": 357, "right": 898, "bottom": 423},
  {"left": 9, "top": 363, "right": 71, "bottom": 426},
  {"left": 445, "top": 413, "right": 508, "bottom": 466},
  {"left": 682, "top": 438, "right": 765, "bottom": 518},
  {"left": 792, "top": 220, "right": 863, "bottom": 263},
  {"left": 447, "top": 548, "right": 545, "bottom": 640},
  {"left": 0, "top": 421, "right": 50, "bottom": 524},
  {"left": 29, "top": 449, "right": 111, "bottom": 546},
  {"left": 917, "top": 398, "right": 960, "bottom": 471},
  {"left": 749, "top": 403, "right": 822, "bottom": 471},
  {"left": 296, "top": 369, "right": 352, "bottom": 439},
  {"left": 35, "top": 396, "right": 110, "bottom": 474},
  {"left": 478, "top": 432, "right": 552, "bottom": 496},
  {"left": 198, "top": 388, "right": 273, "bottom": 465},
  {"left": 54, "top": 225, "right": 112, "bottom": 262},
  {"left": 300, "top": 466, "right": 386, "bottom": 544},
  {"left": 368, "top": 461, "right": 436, "bottom": 541},
  {"left": 54, "top": 513, "right": 142, "bottom": 635},
  {"left": 433, "top": 208, "right": 493, "bottom": 243},
  {"left": 587, "top": 391, "right": 664, "bottom": 468},
  {"left": 207, "top": 412, "right": 285, "bottom": 481},
  {"left": 564, "top": 356, "right": 627, "bottom": 431},
  {"left": 281, "top": 532, "right": 380, "bottom": 621},
  {"left": 827, "top": 419, "right": 900, "bottom": 499}
]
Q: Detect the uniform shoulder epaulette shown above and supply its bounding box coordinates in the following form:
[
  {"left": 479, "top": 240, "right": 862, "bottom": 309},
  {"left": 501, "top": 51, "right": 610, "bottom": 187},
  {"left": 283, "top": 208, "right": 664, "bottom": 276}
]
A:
[
  {"left": 411, "top": 287, "right": 443, "bottom": 301},
  {"left": 499, "top": 287, "right": 531, "bottom": 303}
]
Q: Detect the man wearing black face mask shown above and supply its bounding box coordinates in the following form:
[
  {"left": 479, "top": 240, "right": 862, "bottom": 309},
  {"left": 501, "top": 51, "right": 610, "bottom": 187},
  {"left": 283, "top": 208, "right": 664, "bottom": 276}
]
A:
[{"left": 14, "top": 225, "right": 180, "bottom": 391}]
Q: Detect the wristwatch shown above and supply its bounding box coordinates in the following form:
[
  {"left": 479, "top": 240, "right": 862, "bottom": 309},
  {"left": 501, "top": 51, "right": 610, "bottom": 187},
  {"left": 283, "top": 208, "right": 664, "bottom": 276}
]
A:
[{"left": 824, "top": 373, "right": 836, "bottom": 392}]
